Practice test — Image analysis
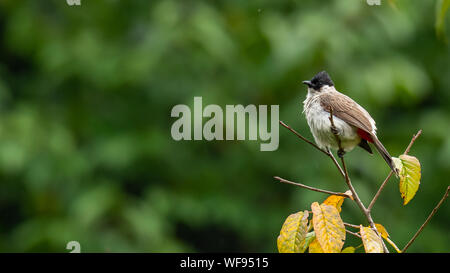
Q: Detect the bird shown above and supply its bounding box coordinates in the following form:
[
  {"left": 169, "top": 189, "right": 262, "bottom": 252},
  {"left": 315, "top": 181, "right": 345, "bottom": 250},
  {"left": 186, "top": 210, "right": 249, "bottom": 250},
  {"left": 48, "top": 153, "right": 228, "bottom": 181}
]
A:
[{"left": 302, "top": 71, "right": 398, "bottom": 174}]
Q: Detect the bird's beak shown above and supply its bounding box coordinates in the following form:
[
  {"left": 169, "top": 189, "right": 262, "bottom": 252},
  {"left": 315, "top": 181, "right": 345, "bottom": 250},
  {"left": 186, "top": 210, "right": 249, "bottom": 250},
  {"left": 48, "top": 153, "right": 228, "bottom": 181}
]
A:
[{"left": 302, "top": 80, "right": 312, "bottom": 87}]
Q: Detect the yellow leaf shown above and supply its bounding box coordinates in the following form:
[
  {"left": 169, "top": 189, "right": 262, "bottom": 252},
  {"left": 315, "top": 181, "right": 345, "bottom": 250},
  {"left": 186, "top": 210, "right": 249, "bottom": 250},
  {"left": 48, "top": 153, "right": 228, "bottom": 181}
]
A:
[
  {"left": 322, "top": 191, "right": 352, "bottom": 212},
  {"left": 375, "top": 223, "right": 389, "bottom": 239},
  {"left": 360, "top": 225, "right": 383, "bottom": 253},
  {"left": 322, "top": 195, "right": 345, "bottom": 212},
  {"left": 311, "top": 202, "right": 346, "bottom": 253},
  {"left": 374, "top": 223, "right": 402, "bottom": 253},
  {"left": 308, "top": 237, "right": 323, "bottom": 253},
  {"left": 398, "top": 154, "right": 421, "bottom": 205},
  {"left": 277, "top": 210, "right": 309, "bottom": 253},
  {"left": 341, "top": 246, "right": 356, "bottom": 253}
]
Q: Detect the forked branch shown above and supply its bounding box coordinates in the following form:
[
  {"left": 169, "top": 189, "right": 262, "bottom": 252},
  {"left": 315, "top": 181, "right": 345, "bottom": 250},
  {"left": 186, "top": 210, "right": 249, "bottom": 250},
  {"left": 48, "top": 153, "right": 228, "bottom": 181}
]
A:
[
  {"left": 368, "top": 129, "right": 422, "bottom": 212},
  {"left": 279, "top": 121, "right": 345, "bottom": 177},
  {"left": 274, "top": 176, "right": 352, "bottom": 197},
  {"left": 278, "top": 117, "right": 442, "bottom": 253},
  {"left": 327, "top": 109, "right": 389, "bottom": 253}
]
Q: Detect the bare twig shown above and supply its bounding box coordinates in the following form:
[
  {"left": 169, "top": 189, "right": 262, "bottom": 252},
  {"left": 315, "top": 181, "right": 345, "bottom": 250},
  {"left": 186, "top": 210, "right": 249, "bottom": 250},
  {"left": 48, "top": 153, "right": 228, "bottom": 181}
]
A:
[
  {"left": 279, "top": 120, "right": 345, "bottom": 178},
  {"left": 346, "top": 229, "right": 362, "bottom": 239},
  {"left": 274, "top": 176, "right": 351, "bottom": 197},
  {"left": 327, "top": 148, "right": 346, "bottom": 179},
  {"left": 342, "top": 156, "right": 389, "bottom": 253},
  {"left": 403, "top": 129, "right": 423, "bottom": 155},
  {"left": 368, "top": 129, "right": 423, "bottom": 212},
  {"left": 279, "top": 121, "right": 328, "bottom": 155},
  {"left": 327, "top": 107, "right": 342, "bottom": 153},
  {"left": 402, "top": 186, "right": 450, "bottom": 252},
  {"left": 368, "top": 172, "right": 394, "bottom": 212},
  {"left": 277, "top": 118, "right": 426, "bottom": 253},
  {"left": 344, "top": 222, "right": 360, "bottom": 229},
  {"left": 328, "top": 110, "right": 389, "bottom": 253}
]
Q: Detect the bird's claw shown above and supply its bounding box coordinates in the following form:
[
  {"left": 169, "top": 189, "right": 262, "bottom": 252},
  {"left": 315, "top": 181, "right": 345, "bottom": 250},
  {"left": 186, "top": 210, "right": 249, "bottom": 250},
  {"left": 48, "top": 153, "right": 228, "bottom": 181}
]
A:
[
  {"left": 338, "top": 149, "right": 346, "bottom": 158},
  {"left": 331, "top": 125, "right": 339, "bottom": 135}
]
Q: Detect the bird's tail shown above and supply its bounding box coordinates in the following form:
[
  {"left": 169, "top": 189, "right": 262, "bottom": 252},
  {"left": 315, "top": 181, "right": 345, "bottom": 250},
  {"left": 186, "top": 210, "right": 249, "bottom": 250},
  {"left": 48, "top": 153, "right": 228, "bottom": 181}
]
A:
[{"left": 371, "top": 134, "right": 399, "bottom": 175}]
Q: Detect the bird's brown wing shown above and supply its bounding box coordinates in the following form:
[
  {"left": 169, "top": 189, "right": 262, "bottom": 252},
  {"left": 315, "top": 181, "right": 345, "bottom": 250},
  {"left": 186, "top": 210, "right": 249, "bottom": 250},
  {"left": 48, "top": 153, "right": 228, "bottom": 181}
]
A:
[
  {"left": 319, "top": 92, "right": 373, "bottom": 133},
  {"left": 319, "top": 91, "right": 397, "bottom": 174}
]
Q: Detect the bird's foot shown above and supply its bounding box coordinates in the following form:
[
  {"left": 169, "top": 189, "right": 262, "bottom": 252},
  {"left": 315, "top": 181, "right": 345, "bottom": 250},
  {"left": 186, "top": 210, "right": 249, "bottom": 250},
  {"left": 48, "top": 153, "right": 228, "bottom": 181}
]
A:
[
  {"left": 330, "top": 125, "right": 340, "bottom": 136},
  {"left": 337, "top": 149, "right": 346, "bottom": 158}
]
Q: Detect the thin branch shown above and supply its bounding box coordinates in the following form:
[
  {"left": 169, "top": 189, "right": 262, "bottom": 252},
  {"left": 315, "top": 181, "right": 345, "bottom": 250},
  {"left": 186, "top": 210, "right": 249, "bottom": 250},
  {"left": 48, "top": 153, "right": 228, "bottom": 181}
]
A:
[
  {"left": 328, "top": 110, "right": 389, "bottom": 253},
  {"left": 340, "top": 158, "right": 366, "bottom": 214},
  {"left": 279, "top": 121, "right": 328, "bottom": 156},
  {"left": 344, "top": 222, "right": 360, "bottom": 229},
  {"left": 327, "top": 148, "right": 346, "bottom": 179},
  {"left": 346, "top": 229, "right": 362, "bottom": 239},
  {"left": 327, "top": 111, "right": 366, "bottom": 214},
  {"left": 327, "top": 107, "right": 342, "bottom": 152},
  {"left": 368, "top": 172, "right": 394, "bottom": 212},
  {"left": 274, "top": 176, "right": 352, "bottom": 197},
  {"left": 368, "top": 129, "right": 423, "bottom": 212},
  {"left": 340, "top": 155, "right": 387, "bottom": 252},
  {"left": 403, "top": 129, "right": 423, "bottom": 155},
  {"left": 402, "top": 186, "right": 450, "bottom": 253},
  {"left": 279, "top": 120, "right": 345, "bottom": 178}
]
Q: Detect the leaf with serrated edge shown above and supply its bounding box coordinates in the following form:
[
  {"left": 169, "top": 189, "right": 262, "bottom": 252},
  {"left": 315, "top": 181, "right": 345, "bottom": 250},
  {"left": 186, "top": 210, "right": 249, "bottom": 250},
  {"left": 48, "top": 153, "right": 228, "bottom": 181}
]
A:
[
  {"left": 398, "top": 154, "right": 421, "bottom": 205},
  {"left": 277, "top": 210, "right": 309, "bottom": 253},
  {"left": 311, "top": 202, "right": 346, "bottom": 253},
  {"left": 360, "top": 225, "right": 383, "bottom": 253}
]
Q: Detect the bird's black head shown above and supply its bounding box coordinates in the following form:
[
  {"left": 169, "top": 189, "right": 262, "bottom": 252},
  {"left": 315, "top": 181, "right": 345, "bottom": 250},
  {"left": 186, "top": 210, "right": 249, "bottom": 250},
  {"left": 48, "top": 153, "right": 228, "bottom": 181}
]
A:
[{"left": 302, "top": 71, "right": 334, "bottom": 90}]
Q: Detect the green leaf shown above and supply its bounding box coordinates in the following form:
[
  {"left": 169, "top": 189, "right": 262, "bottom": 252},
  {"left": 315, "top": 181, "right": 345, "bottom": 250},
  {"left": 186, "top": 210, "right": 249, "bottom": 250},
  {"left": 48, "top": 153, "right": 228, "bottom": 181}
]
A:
[
  {"left": 303, "top": 231, "right": 316, "bottom": 252},
  {"left": 341, "top": 246, "right": 356, "bottom": 253},
  {"left": 277, "top": 210, "right": 309, "bottom": 253},
  {"left": 398, "top": 154, "right": 421, "bottom": 205}
]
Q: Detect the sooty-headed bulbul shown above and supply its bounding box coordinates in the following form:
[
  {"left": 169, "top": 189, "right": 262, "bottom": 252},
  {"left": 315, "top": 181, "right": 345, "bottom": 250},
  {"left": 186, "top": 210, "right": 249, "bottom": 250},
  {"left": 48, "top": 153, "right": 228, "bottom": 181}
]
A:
[{"left": 302, "top": 71, "right": 398, "bottom": 174}]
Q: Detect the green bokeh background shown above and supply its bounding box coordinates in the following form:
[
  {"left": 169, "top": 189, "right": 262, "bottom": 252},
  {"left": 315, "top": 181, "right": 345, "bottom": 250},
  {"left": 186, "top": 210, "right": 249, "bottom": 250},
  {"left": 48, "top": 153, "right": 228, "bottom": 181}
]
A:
[{"left": 0, "top": 0, "right": 448, "bottom": 252}]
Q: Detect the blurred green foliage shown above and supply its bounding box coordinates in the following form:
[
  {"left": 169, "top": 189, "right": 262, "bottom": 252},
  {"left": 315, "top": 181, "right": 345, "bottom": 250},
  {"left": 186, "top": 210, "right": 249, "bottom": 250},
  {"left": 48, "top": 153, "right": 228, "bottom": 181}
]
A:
[{"left": 0, "top": 0, "right": 448, "bottom": 252}]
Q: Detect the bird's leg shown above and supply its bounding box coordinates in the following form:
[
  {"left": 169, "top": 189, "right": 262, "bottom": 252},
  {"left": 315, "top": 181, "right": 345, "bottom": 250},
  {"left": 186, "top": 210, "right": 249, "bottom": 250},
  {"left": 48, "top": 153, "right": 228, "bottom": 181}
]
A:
[
  {"left": 328, "top": 107, "right": 340, "bottom": 136},
  {"left": 330, "top": 124, "right": 340, "bottom": 135},
  {"left": 328, "top": 107, "right": 344, "bottom": 158}
]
